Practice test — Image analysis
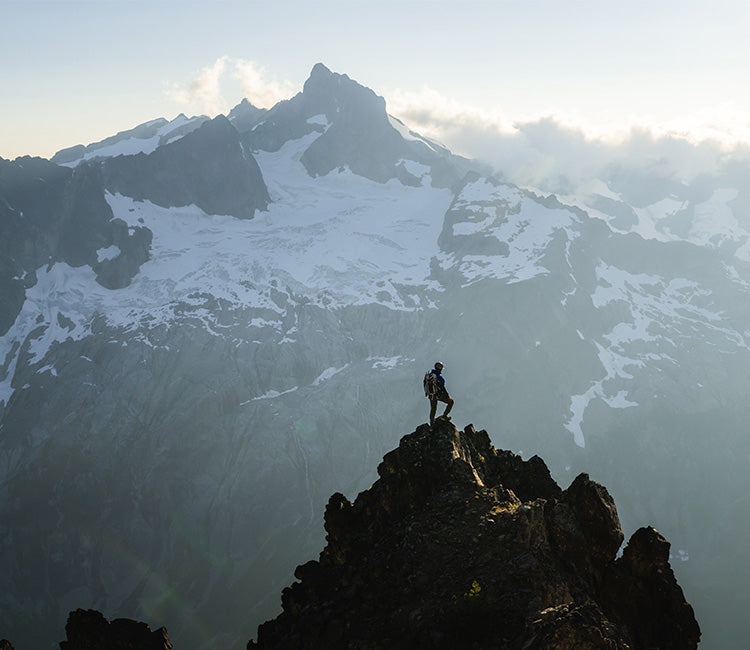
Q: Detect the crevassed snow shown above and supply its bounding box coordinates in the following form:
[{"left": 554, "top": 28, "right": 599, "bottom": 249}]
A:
[
  {"left": 0, "top": 131, "right": 454, "bottom": 407},
  {"left": 249, "top": 132, "right": 453, "bottom": 302},
  {"left": 443, "top": 182, "right": 580, "bottom": 285},
  {"left": 103, "top": 129, "right": 452, "bottom": 317}
]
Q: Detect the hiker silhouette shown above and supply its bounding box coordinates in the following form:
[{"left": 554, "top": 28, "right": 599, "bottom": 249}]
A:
[{"left": 424, "top": 361, "right": 454, "bottom": 426}]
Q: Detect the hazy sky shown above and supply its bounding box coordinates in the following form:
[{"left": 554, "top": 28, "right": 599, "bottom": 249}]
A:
[{"left": 3, "top": 0, "right": 750, "bottom": 163}]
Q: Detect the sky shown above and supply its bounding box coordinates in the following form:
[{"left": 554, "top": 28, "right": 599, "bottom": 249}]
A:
[{"left": 3, "top": 0, "right": 750, "bottom": 178}]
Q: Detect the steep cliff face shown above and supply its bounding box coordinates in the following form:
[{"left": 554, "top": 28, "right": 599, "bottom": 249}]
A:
[
  {"left": 102, "top": 115, "right": 269, "bottom": 219},
  {"left": 250, "top": 419, "right": 699, "bottom": 649}
]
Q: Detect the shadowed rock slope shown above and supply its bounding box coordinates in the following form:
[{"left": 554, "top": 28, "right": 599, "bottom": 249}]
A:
[
  {"left": 250, "top": 419, "right": 700, "bottom": 649},
  {"left": 58, "top": 609, "right": 172, "bottom": 650}
]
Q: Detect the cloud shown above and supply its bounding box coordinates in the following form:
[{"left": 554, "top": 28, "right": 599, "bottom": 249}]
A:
[
  {"left": 167, "top": 56, "right": 230, "bottom": 117},
  {"left": 388, "top": 86, "right": 750, "bottom": 195},
  {"left": 233, "top": 60, "right": 297, "bottom": 109},
  {"left": 166, "top": 57, "right": 296, "bottom": 117}
]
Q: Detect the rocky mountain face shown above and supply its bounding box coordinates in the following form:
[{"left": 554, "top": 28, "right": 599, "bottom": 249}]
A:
[
  {"left": 0, "top": 62, "right": 746, "bottom": 648},
  {"left": 0, "top": 156, "right": 151, "bottom": 329},
  {"left": 101, "top": 115, "right": 269, "bottom": 220},
  {"left": 241, "top": 63, "right": 469, "bottom": 187},
  {"left": 251, "top": 419, "right": 699, "bottom": 649}
]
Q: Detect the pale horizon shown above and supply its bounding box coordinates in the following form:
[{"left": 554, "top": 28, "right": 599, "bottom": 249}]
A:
[{"left": 4, "top": 0, "right": 750, "bottom": 172}]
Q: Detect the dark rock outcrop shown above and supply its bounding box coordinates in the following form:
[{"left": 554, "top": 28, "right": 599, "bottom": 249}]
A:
[
  {"left": 102, "top": 115, "right": 269, "bottom": 219},
  {"left": 227, "top": 99, "right": 267, "bottom": 134},
  {"left": 249, "top": 419, "right": 699, "bottom": 649},
  {"left": 59, "top": 609, "right": 172, "bottom": 650}
]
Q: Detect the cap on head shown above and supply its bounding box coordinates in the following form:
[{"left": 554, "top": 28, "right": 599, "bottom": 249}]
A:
[{"left": 434, "top": 361, "right": 444, "bottom": 370}]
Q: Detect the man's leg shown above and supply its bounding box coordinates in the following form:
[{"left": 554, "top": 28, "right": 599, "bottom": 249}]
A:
[
  {"left": 429, "top": 397, "right": 437, "bottom": 425},
  {"left": 443, "top": 396, "right": 454, "bottom": 417}
]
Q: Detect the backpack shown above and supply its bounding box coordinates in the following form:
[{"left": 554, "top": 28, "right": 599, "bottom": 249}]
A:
[{"left": 423, "top": 371, "right": 438, "bottom": 398}]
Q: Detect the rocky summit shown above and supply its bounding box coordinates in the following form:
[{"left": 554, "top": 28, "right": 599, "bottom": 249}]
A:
[{"left": 250, "top": 419, "right": 700, "bottom": 649}]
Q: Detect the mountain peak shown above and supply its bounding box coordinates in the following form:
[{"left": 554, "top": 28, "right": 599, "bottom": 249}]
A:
[
  {"left": 300, "top": 61, "right": 383, "bottom": 116},
  {"left": 309, "top": 61, "right": 333, "bottom": 79},
  {"left": 251, "top": 419, "right": 700, "bottom": 648}
]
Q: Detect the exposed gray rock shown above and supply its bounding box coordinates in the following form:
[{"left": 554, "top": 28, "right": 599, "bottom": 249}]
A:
[
  {"left": 228, "top": 99, "right": 268, "bottom": 134},
  {"left": 103, "top": 115, "right": 269, "bottom": 219},
  {"left": 0, "top": 157, "right": 152, "bottom": 333}
]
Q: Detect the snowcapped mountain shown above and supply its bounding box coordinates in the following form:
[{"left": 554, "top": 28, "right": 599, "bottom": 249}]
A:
[
  {"left": 558, "top": 158, "right": 750, "bottom": 259},
  {"left": 51, "top": 114, "right": 208, "bottom": 166},
  {"left": 1, "top": 63, "right": 749, "bottom": 649}
]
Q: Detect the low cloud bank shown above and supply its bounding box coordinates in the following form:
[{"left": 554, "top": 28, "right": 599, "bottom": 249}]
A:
[{"left": 389, "top": 86, "right": 750, "bottom": 195}]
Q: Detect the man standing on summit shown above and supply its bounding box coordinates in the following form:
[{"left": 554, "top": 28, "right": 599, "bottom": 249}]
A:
[{"left": 425, "top": 361, "right": 454, "bottom": 426}]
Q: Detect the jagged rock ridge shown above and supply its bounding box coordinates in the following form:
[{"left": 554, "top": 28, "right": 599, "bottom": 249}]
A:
[
  {"left": 59, "top": 609, "right": 172, "bottom": 650},
  {"left": 251, "top": 419, "right": 699, "bottom": 649}
]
